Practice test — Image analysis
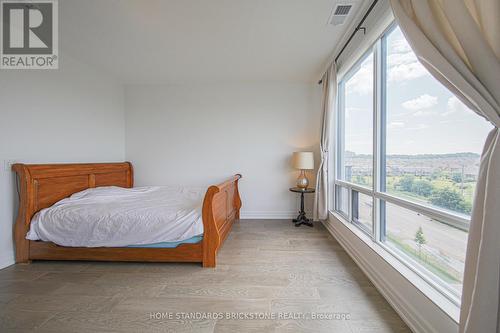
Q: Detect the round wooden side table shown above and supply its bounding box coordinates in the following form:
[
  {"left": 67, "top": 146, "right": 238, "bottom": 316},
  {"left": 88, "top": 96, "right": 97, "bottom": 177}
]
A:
[{"left": 289, "top": 187, "right": 315, "bottom": 227}]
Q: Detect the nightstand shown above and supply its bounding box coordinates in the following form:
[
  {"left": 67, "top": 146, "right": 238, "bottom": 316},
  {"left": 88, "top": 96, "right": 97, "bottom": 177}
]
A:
[{"left": 289, "top": 187, "right": 315, "bottom": 227}]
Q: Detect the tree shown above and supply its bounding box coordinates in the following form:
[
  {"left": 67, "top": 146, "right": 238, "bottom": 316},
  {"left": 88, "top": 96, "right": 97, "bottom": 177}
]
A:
[
  {"left": 431, "top": 170, "right": 444, "bottom": 180},
  {"left": 430, "top": 187, "right": 470, "bottom": 214},
  {"left": 398, "top": 175, "right": 415, "bottom": 192},
  {"left": 412, "top": 180, "right": 433, "bottom": 197},
  {"left": 451, "top": 173, "right": 463, "bottom": 183},
  {"left": 354, "top": 175, "right": 367, "bottom": 185},
  {"left": 414, "top": 227, "right": 426, "bottom": 258}
]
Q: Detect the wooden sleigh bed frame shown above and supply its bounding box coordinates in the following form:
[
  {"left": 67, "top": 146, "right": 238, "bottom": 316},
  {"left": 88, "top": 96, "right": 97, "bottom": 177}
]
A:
[{"left": 12, "top": 162, "right": 242, "bottom": 268}]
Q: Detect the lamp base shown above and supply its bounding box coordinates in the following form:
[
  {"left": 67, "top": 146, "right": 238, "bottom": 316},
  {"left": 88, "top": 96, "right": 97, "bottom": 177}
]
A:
[{"left": 296, "top": 170, "right": 309, "bottom": 189}]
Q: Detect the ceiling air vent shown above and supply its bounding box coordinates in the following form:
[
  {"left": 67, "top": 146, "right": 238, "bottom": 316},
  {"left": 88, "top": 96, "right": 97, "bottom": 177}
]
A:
[
  {"left": 334, "top": 5, "right": 352, "bottom": 15},
  {"left": 329, "top": 4, "right": 352, "bottom": 26}
]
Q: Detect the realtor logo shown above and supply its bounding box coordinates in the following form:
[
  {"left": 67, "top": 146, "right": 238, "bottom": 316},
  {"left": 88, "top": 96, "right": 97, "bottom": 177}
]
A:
[{"left": 1, "top": 0, "right": 58, "bottom": 69}]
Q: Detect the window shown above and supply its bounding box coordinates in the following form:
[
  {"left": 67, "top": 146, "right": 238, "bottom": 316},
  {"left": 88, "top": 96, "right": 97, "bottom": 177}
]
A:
[
  {"left": 352, "top": 191, "right": 373, "bottom": 234},
  {"left": 338, "top": 51, "right": 374, "bottom": 188},
  {"left": 383, "top": 27, "right": 489, "bottom": 216},
  {"left": 382, "top": 200, "right": 467, "bottom": 294},
  {"left": 333, "top": 24, "right": 493, "bottom": 302},
  {"left": 334, "top": 185, "right": 349, "bottom": 218}
]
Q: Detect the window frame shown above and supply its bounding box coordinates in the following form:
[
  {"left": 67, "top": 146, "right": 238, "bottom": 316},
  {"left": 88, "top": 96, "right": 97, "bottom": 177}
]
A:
[
  {"left": 351, "top": 190, "right": 374, "bottom": 235},
  {"left": 331, "top": 21, "right": 471, "bottom": 305},
  {"left": 336, "top": 48, "right": 375, "bottom": 193}
]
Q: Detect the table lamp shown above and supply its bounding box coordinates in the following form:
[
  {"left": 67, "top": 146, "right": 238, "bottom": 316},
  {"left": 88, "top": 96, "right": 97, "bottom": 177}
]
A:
[{"left": 292, "top": 152, "right": 314, "bottom": 189}]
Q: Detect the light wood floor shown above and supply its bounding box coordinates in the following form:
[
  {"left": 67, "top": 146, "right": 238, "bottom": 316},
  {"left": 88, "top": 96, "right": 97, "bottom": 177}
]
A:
[{"left": 0, "top": 220, "right": 410, "bottom": 332}]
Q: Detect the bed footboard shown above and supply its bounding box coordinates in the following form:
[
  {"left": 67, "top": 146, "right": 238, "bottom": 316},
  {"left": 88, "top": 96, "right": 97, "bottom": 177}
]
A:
[{"left": 202, "top": 174, "right": 242, "bottom": 267}]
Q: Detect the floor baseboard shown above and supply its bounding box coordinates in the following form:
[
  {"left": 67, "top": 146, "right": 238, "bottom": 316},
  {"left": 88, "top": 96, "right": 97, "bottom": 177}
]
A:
[{"left": 240, "top": 211, "right": 312, "bottom": 219}]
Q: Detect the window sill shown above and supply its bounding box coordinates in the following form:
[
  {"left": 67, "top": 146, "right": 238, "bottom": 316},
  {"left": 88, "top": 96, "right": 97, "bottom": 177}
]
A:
[{"left": 326, "top": 210, "right": 460, "bottom": 325}]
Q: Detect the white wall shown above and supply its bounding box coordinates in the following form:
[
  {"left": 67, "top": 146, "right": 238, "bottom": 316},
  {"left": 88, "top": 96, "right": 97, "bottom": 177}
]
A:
[
  {"left": 0, "top": 55, "right": 126, "bottom": 269},
  {"left": 125, "top": 83, "right": 321, "bottom": 218}
]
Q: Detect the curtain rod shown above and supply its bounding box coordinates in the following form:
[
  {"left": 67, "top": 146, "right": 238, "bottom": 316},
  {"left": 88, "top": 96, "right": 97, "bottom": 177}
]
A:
[{"left": 318, "top": 0, "right": 380, "bottom": 85}]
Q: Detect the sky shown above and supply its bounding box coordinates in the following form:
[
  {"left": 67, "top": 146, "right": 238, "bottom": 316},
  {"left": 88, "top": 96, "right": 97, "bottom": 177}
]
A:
[{"left": 343, "top": 26, "right": 493, "bottom": 156}]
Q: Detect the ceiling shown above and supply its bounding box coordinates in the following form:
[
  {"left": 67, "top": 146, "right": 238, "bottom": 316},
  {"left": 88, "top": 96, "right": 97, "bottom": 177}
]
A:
[{"left": 60, "top": 0, "right": 367, "bottom": 84}]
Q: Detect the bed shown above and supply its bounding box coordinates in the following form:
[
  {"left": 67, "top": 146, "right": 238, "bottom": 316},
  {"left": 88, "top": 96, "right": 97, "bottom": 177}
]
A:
[{"left": 12, "top": 162, "right": 242, "bottom": 267}]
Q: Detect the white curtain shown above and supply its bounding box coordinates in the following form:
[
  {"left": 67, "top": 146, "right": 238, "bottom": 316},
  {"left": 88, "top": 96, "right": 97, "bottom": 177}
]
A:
[
  {"left": 389, "top": 1, "right": 500, "bottom": 332},
  {"left": 313, "top": 63, "right": 337, "bottom": 221}
]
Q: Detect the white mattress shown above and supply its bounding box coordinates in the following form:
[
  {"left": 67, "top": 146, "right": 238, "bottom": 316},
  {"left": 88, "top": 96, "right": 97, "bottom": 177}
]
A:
[{"left": 26, "top": 186, "right": 205, "bottom": 247}]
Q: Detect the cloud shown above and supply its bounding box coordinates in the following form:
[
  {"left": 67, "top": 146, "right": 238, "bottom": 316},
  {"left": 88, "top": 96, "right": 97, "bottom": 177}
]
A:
[
  {"left": 388, "top": 61, "right": 427, "bottom": 82},
  {"left": 345, "top": 54, "right": 373, "bottom": 95},
  {"left": 412, "top": 110, "right": 436, "bottom": 117},
  {"left": 402, "top": 94, "right": 438, "bottom": 111},
  {"left": 406, "top": 124, "right": 430, "bottom": 130},
  {"left": 344, "top": 34, "right": 427, "bottom": 92},
  {"left": 387, "top": 37, "right": 427, "bottom": 82},
  {"left": 443, "top": 96, "right": 469, "bottom": 116},
  {"left": 388, "top": 121, "right": 405, "bottom": 129}
]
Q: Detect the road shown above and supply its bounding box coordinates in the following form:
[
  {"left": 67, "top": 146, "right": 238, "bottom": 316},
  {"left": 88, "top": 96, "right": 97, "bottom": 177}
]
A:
[{"left": 358, "top": 196, "right": 467, "bottom": 291}]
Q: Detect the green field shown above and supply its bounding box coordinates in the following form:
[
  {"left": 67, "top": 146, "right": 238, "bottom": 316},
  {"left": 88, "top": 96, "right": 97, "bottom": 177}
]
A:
[
  {"left": 351, "top": 173, "right": 475, "bottom": 215},
  {"left": 387, "top": 234, "right": 461, "bottom": 284}
]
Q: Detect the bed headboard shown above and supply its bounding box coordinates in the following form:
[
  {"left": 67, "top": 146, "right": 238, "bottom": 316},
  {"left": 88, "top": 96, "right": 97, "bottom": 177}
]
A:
[{"left": 12, "top": 162, "right": 133, "bottom": 263}]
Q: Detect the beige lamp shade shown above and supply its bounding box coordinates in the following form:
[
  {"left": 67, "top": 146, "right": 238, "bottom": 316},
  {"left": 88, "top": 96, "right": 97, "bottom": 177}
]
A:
[{"left": 292, "top": 152, "right": 314, "bottom": 170}]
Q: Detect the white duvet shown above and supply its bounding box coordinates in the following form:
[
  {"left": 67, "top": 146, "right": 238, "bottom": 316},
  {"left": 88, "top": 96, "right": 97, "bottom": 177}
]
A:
[{"left": 26, "top": 186, "right": 205, "bottom": 247}]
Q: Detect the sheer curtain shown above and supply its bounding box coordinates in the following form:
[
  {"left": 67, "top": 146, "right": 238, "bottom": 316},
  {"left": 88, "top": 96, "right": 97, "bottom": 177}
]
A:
[
  {"left": 313, "top": 63, "right": 336, "bottom": 221},
  {"left": 389, "top": 1, "right": 500, "bottom": 332}
]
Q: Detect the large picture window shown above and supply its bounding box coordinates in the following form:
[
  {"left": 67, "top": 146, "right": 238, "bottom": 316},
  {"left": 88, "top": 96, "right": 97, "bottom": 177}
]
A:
[
  {"left": 333, "top": 24, "right": 493, "bottom": 302},
  {"left": 338, "top": 51, "right": 374, "bottom": 188}
]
